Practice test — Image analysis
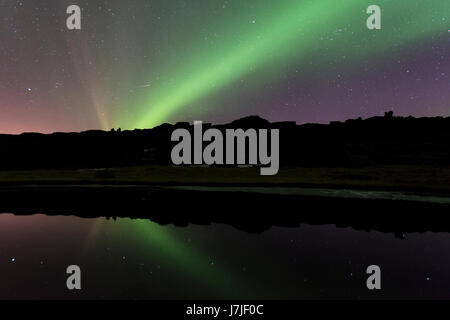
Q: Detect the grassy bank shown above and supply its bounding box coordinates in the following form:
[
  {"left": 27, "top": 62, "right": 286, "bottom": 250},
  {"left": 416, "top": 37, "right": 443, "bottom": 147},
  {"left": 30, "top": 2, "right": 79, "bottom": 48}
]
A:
[{"left": 0, "top": 165, "right": 449, "bottom": 194}]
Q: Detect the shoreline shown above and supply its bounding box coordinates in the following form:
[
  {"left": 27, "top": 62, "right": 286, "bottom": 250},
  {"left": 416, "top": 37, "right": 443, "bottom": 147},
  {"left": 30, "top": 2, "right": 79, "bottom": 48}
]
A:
[
  {"left": 0, "top": 180, "right": 449, "bottom": 198},
  {"left": 1, "top": 183, "right": 450, "bottom": 203},
  {"left": 0, "top": 183, "right": 449, "bottom": 236},
  {"left": 0, "top": 164, "right": 448, "bottom": 196}
]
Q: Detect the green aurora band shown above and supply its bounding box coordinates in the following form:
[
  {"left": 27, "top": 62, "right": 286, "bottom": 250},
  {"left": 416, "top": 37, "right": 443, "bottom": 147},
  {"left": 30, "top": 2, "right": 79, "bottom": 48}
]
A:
[
  {"left": 115, "top": 0, "right": 448, "bottom": 129},
  {"left": 121, "top": 218, "right": 258, "bottom": 297},
  {"left": 92, "top": 0, "right": 448, "bottom": 294}
]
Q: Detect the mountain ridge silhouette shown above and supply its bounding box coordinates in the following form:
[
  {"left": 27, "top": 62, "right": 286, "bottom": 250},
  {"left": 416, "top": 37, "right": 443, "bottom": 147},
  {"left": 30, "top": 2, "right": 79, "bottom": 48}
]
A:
[{"left": 0, "top": 113, "right": 449, "bottom": 170}]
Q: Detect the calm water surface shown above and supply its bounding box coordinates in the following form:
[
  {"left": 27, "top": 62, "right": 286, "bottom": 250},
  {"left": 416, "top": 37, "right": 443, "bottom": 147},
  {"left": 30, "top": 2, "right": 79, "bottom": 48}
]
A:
[{"left": 0, "top": 213, "right": 449, "bottom": 299}]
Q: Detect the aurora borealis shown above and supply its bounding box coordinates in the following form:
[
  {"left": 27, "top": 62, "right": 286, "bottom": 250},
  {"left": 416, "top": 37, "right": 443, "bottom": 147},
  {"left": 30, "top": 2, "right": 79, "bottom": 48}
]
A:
[
  {"left": 0, "top": 0, "right": 448, "bottom": 133},
  {"left": 1, "top": 0, "right": 450, "bottom": 302}
]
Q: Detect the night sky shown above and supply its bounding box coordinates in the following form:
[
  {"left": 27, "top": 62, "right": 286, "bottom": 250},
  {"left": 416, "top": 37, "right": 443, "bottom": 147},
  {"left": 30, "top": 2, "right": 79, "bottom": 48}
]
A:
[
  {"left": 0, "top": 1, "right": 450, "bottom": 299},
  {"left": 0, "top": 0, "right": 448, "bottom": 134}
]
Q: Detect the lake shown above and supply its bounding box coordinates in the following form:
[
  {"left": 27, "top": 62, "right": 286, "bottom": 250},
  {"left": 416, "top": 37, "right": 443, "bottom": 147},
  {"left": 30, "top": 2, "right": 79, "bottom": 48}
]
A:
[{"left": 0, "top": 213, "right": 449, "bottom": 299}]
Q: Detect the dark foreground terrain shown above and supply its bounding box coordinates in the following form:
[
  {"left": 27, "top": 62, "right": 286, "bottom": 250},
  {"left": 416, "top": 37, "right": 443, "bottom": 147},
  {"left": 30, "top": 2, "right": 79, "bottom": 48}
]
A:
[
  {"left": 1, "top": 113, "right": 450, "bottom": 235},
  {"left": 1, "top": 112, "right": 450, "bottom": 170}
]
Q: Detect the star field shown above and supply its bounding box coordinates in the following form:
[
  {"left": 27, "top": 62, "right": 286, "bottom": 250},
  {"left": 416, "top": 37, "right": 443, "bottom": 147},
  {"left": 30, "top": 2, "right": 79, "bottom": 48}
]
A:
[{"left": 0, "top": 0, "right": 448, "bottom": 134}]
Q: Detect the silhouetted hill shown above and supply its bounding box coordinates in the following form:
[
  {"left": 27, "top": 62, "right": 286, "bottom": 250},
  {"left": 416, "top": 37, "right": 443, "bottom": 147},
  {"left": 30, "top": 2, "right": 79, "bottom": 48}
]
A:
[
  {"left": 229, "top": 115, "right": 271, "bottom": 128},
  {"left": 0, "top": 113, "right": 450, "bottom": 170}
]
